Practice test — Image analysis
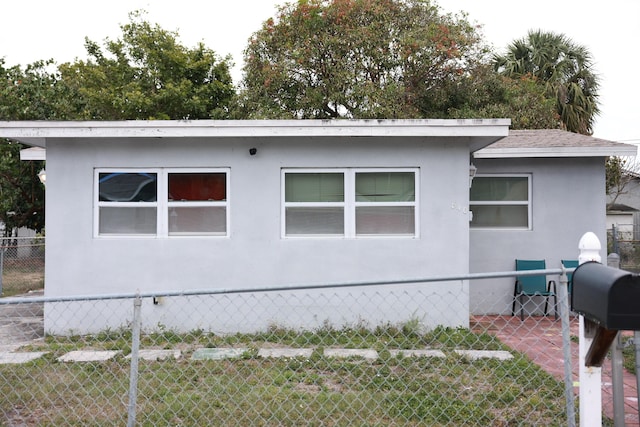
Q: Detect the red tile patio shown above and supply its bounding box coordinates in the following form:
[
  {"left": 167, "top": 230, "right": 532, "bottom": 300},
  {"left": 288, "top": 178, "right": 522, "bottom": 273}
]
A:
[{"left": 472, "top": 315, "right": 639, "bottom": 426}]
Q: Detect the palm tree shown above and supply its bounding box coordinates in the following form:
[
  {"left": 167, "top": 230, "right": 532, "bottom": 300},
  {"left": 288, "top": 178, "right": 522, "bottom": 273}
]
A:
[{"left": 494, "top": 30, "right": 600, "bottom": 135}]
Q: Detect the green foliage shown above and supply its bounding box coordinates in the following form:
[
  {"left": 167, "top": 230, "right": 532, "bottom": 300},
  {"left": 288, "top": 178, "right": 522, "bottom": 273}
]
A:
[
  {"left": 0, "top": 142, "right": 44, "bottom": 234},
  {"left": 57, "top": 11, "right": 235, "bottom": 120},
  {"left": 445, "top": 64, "right": 559, "bottom": 129},
  {"left": 0, "top": 11, "right": 236, "bottom": 233},
  {"left": 494, "top": 29, "right": 600, "bottom": 135},
  {"left": 240, "top": 0, "right": 490, "bottom": 119},
  {"left": 239, "top": 0, "right": 563, "bottom": 128},
  {"left": 0, "top": 59, "right": 76, "bottom": 121},
  {"left": 0, "top": 59, "right": 70, "bottom": 234}
]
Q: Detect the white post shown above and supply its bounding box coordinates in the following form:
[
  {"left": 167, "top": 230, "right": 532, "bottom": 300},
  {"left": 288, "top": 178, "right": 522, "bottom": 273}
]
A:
[{"left": 578, "top": 232, "right": 603, "bottom": 426}]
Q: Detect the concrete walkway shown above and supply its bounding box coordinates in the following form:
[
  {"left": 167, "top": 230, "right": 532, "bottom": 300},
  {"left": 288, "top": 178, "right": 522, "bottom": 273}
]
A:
[
  {"left": 0, "top": 290, "right": 43, "bottom": 352},
  {"left": 1, "top": 345, "right": 514, "bottom": 363}
]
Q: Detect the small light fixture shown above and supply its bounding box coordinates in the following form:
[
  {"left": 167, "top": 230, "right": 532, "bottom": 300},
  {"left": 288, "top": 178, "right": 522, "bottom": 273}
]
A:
[
  {"left": 249, "top": 148, "right": 257, "bottom": 156},
  {"left": 38, "top": 169, "right": 46, "bottom": 186},
  {"left": 469, "top": 163, "right": 477, "bottom": 188}
]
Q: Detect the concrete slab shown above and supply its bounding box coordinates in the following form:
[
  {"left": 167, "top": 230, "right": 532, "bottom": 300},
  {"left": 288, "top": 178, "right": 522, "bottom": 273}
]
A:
[
  {"left": 127, "top": 349, "right": 181, "bottom": 361},
  {"left": 57, "top": 350, "right": 121, "bottom": 362},
  {"left": 258, "top": 348, "right": 313, "bottom": 358},
  {"left": 324, "top": 348, "right": 378, "bottom": 360},
  {"left": 0, "top": 352, "right": 47, "bottom": 364},
  {"left": 191, "top": 348, "right": 248, "bottom": 361},
  {"left": 389, "top": 349, "right": 446, "bottom": 358},
  {"left": 455, "top": 350, "right": 513, "bottom": 360}
]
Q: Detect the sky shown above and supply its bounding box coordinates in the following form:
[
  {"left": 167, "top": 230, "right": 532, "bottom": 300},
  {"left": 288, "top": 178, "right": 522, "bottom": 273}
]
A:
[{"left": 2, "top": 0, "right": 639, "bottom": 146}]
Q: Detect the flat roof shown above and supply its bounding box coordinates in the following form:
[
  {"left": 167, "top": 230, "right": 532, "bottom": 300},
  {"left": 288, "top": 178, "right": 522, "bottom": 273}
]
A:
[
  {"left": 0, "top": 119, "right": 511, "bottom": 150},
  {"left": 0, "top": 119, "right": 511, "bottom": 147}
]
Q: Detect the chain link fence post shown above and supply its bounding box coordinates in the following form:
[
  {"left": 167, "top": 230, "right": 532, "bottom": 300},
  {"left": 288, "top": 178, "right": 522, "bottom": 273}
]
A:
[
  {"left": 558, "top": 267, "right": 576, "bottom": 427},
  {"left": 0, "top": 246, "right": 4, "bottom": 296},
  {"left": 127, "top": 294, "right": 142, "bottom": 427},
  {"left": 606, "top": 252, "right": 626, "bottom": 426}
]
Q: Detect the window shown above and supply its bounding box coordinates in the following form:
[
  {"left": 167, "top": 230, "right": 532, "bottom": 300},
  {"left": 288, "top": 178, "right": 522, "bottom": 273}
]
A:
[
  {"left": 96, "top": 169, "right": 229, "bottom": 237},
  {"left": 470, "top": 175, "right": 530, "bottom": 229},
  {"left": 283, "top": 169, "right": 417, "bottom": 237}
]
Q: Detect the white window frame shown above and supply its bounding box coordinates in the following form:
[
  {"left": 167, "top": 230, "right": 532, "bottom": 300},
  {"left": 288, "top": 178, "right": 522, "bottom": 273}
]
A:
[
  {"left": 281, "top": 168, "right": 419, "bottom": 238},
  {"left": 94, "top": 168, "right": 230, "bottom": 238},
  {"left": 469, "top": 174, "right": 531, "bottom": 230}
]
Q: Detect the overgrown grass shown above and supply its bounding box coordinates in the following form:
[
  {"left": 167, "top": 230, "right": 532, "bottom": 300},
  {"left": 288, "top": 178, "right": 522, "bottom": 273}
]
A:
[{"left": 2, "top": 325, "right": 568, "bottom": 425}]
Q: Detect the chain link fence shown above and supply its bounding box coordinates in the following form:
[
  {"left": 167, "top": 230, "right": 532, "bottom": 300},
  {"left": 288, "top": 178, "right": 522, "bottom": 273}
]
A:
[
  {"left": 0, "top": 268, "right": 636, "bottom": 425},
  {"left": 608, "top": 224, "right": 640, "bottom": 274},
  {"left": 0, "top": 237, "right": 45, "bottom": 297}
]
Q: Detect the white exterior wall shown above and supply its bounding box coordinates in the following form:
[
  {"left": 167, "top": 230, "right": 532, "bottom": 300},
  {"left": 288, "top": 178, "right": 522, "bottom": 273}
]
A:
[
  {"left": 469, "top": 157, "right": 607, "bottom": 314},
  {"left": 44, "top": 136, "right": 474, "bottom": 334}
]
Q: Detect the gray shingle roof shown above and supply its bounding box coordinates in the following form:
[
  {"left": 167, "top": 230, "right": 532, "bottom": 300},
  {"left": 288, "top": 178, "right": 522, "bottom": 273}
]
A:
[{"left": 474, "top": 129, "right": 637, "bottom": 158}]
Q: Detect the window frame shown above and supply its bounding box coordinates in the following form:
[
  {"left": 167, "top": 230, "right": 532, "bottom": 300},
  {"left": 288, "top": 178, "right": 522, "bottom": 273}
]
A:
[
  {"left": 469, "top": 174, "right": 531, "bottom": 230},
  {"left": 281, "top": 168, "right": 419, "bottom": 238},
  {"left": 94, "top": 168, "right": 230, "bottom": 238}
]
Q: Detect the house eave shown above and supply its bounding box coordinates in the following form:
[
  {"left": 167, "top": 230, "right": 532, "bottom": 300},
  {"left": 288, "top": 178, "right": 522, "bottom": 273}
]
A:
[
  {"left": 474, "top": 146, "right": 637, "bottom": 159},
  {"left": 0, "top": 119, "right": 511, "bottom": 149}
]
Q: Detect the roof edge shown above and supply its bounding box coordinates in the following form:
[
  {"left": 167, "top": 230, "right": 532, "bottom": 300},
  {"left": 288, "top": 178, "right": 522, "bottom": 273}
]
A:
[
  {"left": 0, "top": 119, "right": 511, "bottom": 148},
  {"left": 474, "top": 146, "right": 637, "bottom": 159}
]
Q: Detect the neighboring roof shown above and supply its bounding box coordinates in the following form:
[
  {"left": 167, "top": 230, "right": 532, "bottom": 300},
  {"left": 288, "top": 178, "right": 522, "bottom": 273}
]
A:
[
  {"left": 607, "top": 204, "right": 639, "bottom": 213},
  {"left": 0, "top": 119, "right": 510, "bottom": 152},
  {"left": 474, "top": 129, "right": 637, "bottom": 158}
]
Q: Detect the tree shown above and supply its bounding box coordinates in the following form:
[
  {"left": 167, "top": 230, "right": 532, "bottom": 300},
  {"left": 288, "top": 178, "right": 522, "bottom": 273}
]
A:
[
  {"left": 494, "top": 30, "right": 600, "bottom": 135},
  {"left": 0, "top": 142, "right": 44, "bottom": 234},
  {"left": 240, "top": 0, "right": 489, "bottom": 119},
  {"left": 0, "top": 12, "right": 237, "bottom": 235},
  {"left": 0, "top": 59, "right": 62, "bottom": 234},
  {"left": 58, "top": 11, "right": 236, "bottom": 120},
  {"left": 605, "top": 156, "right": 640, "bottom": 210},
  {"left": 0, "top": 59, "right": 76, "bottom": 121},
  {"left": 440, "top": 64, "right": 559, "bottom": 129}
]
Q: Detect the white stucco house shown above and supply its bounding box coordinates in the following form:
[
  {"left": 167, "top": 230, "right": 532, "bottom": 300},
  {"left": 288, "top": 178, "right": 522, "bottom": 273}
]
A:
[
  {"left": 0, "top": 120, "right": 634, "bottom": 334},
  {"left": 469, "top": 129, "right": 636, "bottom": 313}
]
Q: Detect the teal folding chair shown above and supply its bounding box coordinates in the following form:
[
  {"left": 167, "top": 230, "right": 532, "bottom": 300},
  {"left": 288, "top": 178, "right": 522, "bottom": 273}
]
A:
[
  {"left": 561, "top": 259, "right": 579, "bottom": 295},
  {"left": 512, "top": 259, "right": 557, "bottom": 320}
]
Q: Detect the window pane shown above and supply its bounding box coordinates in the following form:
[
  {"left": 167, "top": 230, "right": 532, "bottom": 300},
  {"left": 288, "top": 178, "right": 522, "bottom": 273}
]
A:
[
  {"left": 470, "top": 177, "right": 528, "bottom": 202},
  {"left": 169, "top": 173, "right": 226, "bottom": 201},
  {"left": 356, "top": 172, "right": 415, "bottom": 202},
  {"left": 470, "top": 205, "right": 528, "bottom": 228},
  {"left": 168, "top": 206, "right": 226, "bottom": 235},
  {"left": 99, "top": 173, "right": 157, "bottom": 202},
  {"left": 285, "top": 173, "right": 344, "bottom": 202},
  {"left": 285, "top": 207, "right": 344, "bottom": 235},
  {"left": 99, "top": 207, "right": 157, "bottom": 234},
  {"left": 356, "top": 206, "right": 415, "bottom": 235}
]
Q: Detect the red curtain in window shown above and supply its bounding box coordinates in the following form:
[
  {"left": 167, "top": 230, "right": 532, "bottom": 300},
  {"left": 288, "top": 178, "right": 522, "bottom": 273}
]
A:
[{"left": 168, "top": 173, "right": 226, "bottom": 201}]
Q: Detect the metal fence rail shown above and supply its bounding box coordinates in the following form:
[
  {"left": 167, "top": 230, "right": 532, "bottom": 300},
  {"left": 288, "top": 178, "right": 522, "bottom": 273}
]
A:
[{"left": 0, "top": 267, "right": 632, "bottom": 426}]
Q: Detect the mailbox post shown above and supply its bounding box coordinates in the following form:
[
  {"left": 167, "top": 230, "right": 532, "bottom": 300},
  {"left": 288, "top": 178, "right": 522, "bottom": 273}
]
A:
[
  {"left": 573, "top": 232, "right": 640, "bottom": 426},
  {"left": 576, "top": 232, "right": 602, "bottom": 427}
]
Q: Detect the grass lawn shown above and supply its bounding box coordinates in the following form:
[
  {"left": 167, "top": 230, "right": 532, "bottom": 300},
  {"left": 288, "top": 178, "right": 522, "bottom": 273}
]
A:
[{"left": 1, "top": 325, "right": 569, "bottom": 426}]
